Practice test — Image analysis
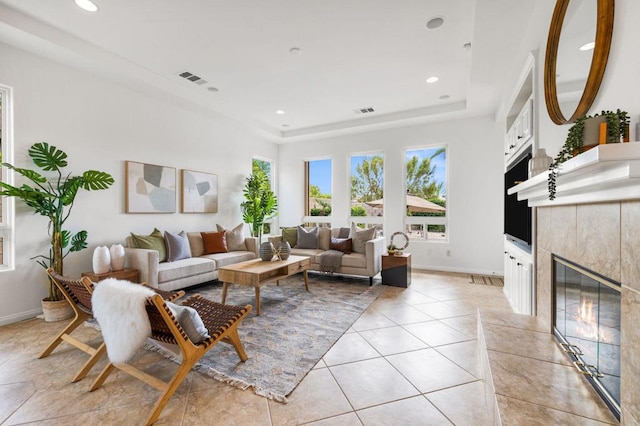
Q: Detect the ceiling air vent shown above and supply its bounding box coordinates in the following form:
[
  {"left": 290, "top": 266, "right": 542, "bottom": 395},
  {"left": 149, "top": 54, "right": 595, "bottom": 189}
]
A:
[
  {"left": 177, "top": 70, "right": 208, "bottom": 85},
  {"left": 353, "top": 107, "right": 375, "bottom": 115}
]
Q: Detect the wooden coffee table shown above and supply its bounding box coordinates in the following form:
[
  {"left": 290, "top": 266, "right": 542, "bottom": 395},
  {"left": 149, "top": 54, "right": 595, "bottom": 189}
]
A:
[{"left": 218, "top": 255, "right": 311, "bottom": 315}]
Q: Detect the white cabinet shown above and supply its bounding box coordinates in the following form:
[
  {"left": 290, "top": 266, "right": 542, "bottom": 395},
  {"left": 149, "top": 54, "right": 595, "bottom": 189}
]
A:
[
  {"left": 503, "top": 241, "right": 534, "bottom": 315},
  {"left": 505, "top": 98, "right": 533, "bottom": 163}
]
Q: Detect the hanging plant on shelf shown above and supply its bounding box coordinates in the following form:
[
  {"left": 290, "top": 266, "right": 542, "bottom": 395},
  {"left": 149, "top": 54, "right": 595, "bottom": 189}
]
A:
[{"left": 548, "top": 109, "right": 630, "bottom": 200}]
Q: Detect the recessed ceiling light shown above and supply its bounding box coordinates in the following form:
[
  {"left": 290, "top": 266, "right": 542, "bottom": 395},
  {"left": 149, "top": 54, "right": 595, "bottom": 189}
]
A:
[
  {"left": 289, "top": 47, "right": 302, "bottom": 55},
  {"left": 439, "top": 95, "right": 450, "bottom": 100},
  {"left": 74, "top": 0, "right": 99, "bottom": 12},
  {"left": 207, "top": 87, "right": 219, "bottom": 92},
  {"left": 426, "top": 16, "right": 445, "bottom": 30},
  {"left": 426, "top": 76, "right": 439, "bottom": 84},
  {"left": 276, "top": 110, "right": 285, "bottom": 115},
  {"left": 579, "top": 41, "right": 595, "bottom": 51}
]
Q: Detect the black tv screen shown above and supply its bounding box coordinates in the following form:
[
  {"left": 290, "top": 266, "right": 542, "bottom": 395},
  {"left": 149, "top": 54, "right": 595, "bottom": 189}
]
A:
[{"left": 504, "top": 152, "right": 532, "bottom": 246}]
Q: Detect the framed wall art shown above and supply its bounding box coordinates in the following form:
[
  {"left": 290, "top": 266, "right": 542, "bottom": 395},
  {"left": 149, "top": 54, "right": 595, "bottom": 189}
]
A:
[
  {"left": 125, "top": 161, "right": 176, "bottom": 213},
  {"left": 181, "top": 169, "right": 218, "bottom": 213}
]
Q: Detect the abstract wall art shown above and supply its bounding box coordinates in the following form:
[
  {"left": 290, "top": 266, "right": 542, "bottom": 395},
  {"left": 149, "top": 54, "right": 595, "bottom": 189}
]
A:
[
  {"left": 125, "top": 161, "right": 176, "bottom": 213},
  {"left": 181, "top": 169, "right": 218, "bottom": 213}
]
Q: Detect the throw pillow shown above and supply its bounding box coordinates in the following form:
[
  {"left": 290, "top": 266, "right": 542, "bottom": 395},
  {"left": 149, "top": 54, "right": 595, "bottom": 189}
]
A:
[
  {"left": 131, "top": 228, "right": 167, "bottom": 262},
  {"left": 349, "top": 223, "right": 377, "bottom": 254},
  {"left": 281, "top": 226, "right": 298, "bottom": 248},
  {"left": 165, "top": 301, "right": 210, "bottom": 343},
  {"left": 216, "top": 223, "right": 247, "bottom": 251},
  {"left": 318, "top": 227, "right": 332, "bottom": 251},
  {"left": 164, "top": 230, "right": 192, "bottom": 262},
  {"left": 338, "top": 227, "right": 351, "bottom": 239},
  {"left": 201, "top": 231, "right": 228, "bottom": 254},
  {"left": 330, "top": 237, "right": 353, "bottom": 254},
  {"left": 296, "top": 226, "right": 319, "bottom": 249}
]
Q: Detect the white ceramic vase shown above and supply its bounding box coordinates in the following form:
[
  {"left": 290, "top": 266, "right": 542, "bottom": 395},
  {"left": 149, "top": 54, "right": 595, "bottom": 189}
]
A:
[
  {"left": 92, "top": 246, "right": 111, "bottom": 274},
  {"left": 528, "top": 148, "right": 553, "bottom": 178},
  {"left": 109, "top": 244, "right": 125, "bottom": 271}
]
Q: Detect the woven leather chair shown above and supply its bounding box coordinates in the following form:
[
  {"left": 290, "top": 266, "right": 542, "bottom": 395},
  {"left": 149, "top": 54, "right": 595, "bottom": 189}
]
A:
[
  {"left": 41, "top": 268, "right": 185, "bottom": 382},
  {"left": 90, "top": 293, "right": 251, "bottom": 426}
]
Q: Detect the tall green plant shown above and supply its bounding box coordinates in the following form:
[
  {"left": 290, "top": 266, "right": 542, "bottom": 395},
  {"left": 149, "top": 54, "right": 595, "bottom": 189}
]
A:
[
  {"left": 0, "top": 142, "right": 114, "bottom": 300},
  {"left": 240, "top": 170, "right": 277, "bottom": 242}
]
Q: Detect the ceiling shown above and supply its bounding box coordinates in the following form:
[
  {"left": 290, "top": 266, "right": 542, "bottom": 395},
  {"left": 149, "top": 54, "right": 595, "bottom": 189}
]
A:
[{"left": 0, "top": 0, "right": 545, "bottom": 141}]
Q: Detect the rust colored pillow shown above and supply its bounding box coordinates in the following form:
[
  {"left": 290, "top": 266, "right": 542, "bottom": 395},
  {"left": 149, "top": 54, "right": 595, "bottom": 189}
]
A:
[
  {"left": 330, "top": 237, "right": 353, "bottom": 254},
  {"left": 201, "top": 231, "right": 228, "bottom": 254}
]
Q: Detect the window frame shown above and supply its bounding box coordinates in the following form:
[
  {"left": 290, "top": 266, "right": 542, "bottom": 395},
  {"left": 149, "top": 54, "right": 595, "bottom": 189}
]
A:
[
  {"left": 0, "top": 84, "right": 15, "bottom": 271},
  {"left": 403, "top": 144, "right": 449, "bottom": 243}
]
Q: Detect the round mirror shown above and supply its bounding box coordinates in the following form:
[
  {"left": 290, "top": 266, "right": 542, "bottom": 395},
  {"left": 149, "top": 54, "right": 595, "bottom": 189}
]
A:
[{"left": 544, "top": 0, "right": 614, "bottom": 124}]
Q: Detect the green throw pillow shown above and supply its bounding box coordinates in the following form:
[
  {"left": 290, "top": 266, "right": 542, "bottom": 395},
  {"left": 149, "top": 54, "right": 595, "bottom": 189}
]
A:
[
  {"left": 131, "top": 228, "right": 167, "bottom": 262},
  {"left": 281, "top": 227, "right": 298, "bottom": 248}
]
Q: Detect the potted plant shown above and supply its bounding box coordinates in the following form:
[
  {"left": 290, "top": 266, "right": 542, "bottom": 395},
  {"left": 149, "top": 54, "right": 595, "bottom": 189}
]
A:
[
  {"left": 240, "top": 169, "right": 277, "bottom": 243},
  {"left": 386, "top": 244, "right": 397, "bottom": 255},
  {"left": 548, "top": 109, "right": 630, "bottom": 200},
  {"left": 0, "top": 142, "right": 114, "bottom": 320}
]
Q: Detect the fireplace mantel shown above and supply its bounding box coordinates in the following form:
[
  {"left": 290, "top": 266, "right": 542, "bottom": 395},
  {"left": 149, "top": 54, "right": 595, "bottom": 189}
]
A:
[{"left": 508, "top": 143, "right": 640, "bottom": 207}]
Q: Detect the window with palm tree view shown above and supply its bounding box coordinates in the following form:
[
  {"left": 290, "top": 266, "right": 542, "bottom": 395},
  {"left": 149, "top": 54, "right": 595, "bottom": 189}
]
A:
[
  {"left": 350, "top": 153, "right": 384, "bottom": 234},
  {"left": 405, "top": 146, "right": 447, "bottom": 240},
  {"left": 305, "top": 159, "right": 332, "bottom": 228}
]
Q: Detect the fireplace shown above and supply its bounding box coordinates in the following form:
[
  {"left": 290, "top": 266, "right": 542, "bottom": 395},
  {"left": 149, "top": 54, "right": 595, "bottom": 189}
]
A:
[{"left": 553, "top": 255, "right": 621, "bottom": 419}]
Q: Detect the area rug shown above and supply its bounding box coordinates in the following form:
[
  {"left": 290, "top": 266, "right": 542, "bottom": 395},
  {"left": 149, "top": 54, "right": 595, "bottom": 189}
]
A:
[
  {"left": 469, "top": 274, "right": 504, "bottom": 286},
  {"left": 146, "top": 273, "right": 383, "bottom": 402}
]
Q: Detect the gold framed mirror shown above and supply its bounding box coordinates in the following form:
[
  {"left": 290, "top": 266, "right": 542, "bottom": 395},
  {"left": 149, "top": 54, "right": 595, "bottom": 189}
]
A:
[{"left": 544, "top": 0, "right": 614, "bottom": 124}]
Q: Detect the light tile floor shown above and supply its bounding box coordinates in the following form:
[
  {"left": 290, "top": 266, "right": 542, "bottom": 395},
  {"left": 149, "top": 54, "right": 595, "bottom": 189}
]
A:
[{"left": 0, "top": 270, "right": 512, "bottom": 425}]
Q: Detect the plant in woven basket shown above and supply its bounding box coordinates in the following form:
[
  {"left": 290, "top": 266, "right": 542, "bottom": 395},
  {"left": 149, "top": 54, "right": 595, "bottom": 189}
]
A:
[
  {"left": 0, "top": 142, "right": 114, "bottom": 301},
  {"left": 548, "top": 109, "right": 630, "bottom": 200}
]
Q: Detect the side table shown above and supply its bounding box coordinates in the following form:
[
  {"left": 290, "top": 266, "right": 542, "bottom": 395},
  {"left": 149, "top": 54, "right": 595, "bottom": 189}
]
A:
[
  {"left": 82, "top": 268, "right": 139, "bottom": 283},
  {"left": 381, "top": 253, "right": 411, "bottom": 288}
]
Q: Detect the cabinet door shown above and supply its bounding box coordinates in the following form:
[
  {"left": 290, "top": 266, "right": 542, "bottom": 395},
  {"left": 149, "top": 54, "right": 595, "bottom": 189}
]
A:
[{"left": 519, "top": 100, "right": 533, "bottom": 144}]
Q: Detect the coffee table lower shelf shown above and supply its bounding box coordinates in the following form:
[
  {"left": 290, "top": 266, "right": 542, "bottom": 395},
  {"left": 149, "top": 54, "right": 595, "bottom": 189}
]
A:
[{"left": 218, "top": 255, "right": 310, "bottom": 315}]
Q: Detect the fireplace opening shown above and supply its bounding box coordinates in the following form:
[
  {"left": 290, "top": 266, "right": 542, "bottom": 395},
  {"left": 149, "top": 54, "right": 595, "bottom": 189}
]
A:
[{"left": 553, "top": 256, "right": 621, "bottom": 420}]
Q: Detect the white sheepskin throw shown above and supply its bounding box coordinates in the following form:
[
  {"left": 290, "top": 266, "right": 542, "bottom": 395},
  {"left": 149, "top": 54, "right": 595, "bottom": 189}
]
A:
[{"left": 92, "top": 278, "right": 156, "bottom": 364}]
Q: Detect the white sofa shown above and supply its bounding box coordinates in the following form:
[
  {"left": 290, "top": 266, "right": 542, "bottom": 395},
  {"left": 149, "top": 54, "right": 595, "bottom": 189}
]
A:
[
  {"left": 269, "top": 228, "right": 385, "bottom": 285},
  {"left": 124, "top": 233, "right": 258, "bottom": 292}
]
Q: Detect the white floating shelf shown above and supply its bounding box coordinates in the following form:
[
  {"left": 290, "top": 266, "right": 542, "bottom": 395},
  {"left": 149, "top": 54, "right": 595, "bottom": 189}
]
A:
[{"left": 508, "top": 143, "right": 640, "bottom": 207}]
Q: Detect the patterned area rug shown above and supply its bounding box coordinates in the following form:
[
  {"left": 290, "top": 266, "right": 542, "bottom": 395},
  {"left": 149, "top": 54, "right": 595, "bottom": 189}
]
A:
[
  {"left": 147, "top": 273, "right": 383, "bottom": 402},
  {"left": 469, "top": 274, "right": 504, "bottom": 286}
]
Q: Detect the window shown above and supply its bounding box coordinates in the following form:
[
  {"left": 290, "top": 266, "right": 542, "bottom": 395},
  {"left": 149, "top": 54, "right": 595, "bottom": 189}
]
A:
[
  {"left": 404, "top": 146, "right": 447, "bottom": 241},
  {"left": 350, "top": 153, "right": 384, "bottom": 234},
  {"left": 252, "top": 157, "right": 275, "bottom": 235},
  {"left": 304, "top": 159, "right": 332, "bottom": 228},
  {"left": 0, "top": 85, "right": 13, "bottom": 270}
]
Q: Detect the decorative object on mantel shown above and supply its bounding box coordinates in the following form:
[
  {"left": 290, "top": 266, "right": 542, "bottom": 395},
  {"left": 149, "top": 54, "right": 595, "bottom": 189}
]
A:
[
  {"left": 547, "top": 109, "right": 630, "bottom": 200},
  {"left": 92, "top": 246, "right": 111, "bottom": 274},
  {"left": 109, "top": 244, "right": 125, "bottom": 271},
  {"left": 388, "top": 231, "right": 409, "bottom": 255},
  {"left": 528, "top": 148, "right": 553, "bottom": 178}
]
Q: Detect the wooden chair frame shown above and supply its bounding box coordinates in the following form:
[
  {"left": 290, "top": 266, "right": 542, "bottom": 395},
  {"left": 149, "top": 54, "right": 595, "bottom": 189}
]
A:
[
  {"left": 90, "top": 293, "right": 251, "bottom": 425},
  {"left": 41, "top": 268, "right": 185, "bottom": 383}
]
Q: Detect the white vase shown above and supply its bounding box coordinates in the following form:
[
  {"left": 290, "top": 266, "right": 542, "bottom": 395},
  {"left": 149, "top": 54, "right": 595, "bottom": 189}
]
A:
[
  {"left": 528, "top": 148, "right": 553, "bottom": 178},
  {"left": 92, "top": 246, "right": 111, "bottom": 274},
  {"left": 109, "top": 244, "right": 125, "bottom": 271}
]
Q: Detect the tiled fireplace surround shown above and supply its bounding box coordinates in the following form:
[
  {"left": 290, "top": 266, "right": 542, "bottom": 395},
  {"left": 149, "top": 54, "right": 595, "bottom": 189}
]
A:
[{"left": 536, "top": 201, "right": 640, "bottom": 425}]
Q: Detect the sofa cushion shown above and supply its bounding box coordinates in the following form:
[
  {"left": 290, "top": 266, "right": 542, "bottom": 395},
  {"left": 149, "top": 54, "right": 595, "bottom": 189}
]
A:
[
  {"left": 341, "top": 252, "right": 367, "bottom": 268},
  {"left": 216, "top": 223, "right": 247, "bottom": 251},
  {"left": 349, "top": 223, "right": 377, "bottom": 254},
  {"left": 164, "top": 230, "right": 191, "bottom": 262},
  {"left": 290, "top": 248, "right": 324, "bottom": 262},
  {"left": 157, "top": 257, "right": 216, "bottom": 283},
  {"left": 187, "top": 232, "right": 206, "bottom": 257},
  {"left": 296, "top": 226, "right": 318, "bottom": 249},
  {"left": 330, "top": 237, "right": 353, "bottom": 254},
  {"left": 201, "top": 251, "right": 255, "bottom": 268},
  {"left": 281, "top": 227, "right": 298, "bottom": 248},
  {"left": 131, "top": 228, "right": 167, "bottom": 262},
  {"left": 318, "top": 228, "right": 331, "bottom": 251},
  {"left": 201, "top": 231, "right": 228, "bottom": 254}
]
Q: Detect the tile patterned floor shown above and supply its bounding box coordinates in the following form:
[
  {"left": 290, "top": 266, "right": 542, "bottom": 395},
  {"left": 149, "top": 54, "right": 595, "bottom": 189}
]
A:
[{"left": 0, "top": 270, "right": 512, "bottom": 425}]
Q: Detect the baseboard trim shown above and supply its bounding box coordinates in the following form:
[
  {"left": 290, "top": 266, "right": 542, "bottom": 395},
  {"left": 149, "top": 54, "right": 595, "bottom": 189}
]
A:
[
  {"left": 412, "top": 264, "right": 502, "bottom": 277},
  {"left": 0, "top": 308, "right": 42, "bottom": 326}
]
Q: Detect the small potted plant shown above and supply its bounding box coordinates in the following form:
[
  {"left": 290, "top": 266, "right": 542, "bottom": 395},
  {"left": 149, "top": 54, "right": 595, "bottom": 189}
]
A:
[
  {"left": 386, "top": 244, "right": 398, "bottom": 255},
  {"left": 0, "top": 142, "right": 114, "bottom": 320}
]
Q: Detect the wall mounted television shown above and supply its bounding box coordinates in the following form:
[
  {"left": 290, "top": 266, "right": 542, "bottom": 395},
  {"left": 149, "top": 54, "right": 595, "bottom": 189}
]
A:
[{"left": 504, "top": 151, "right": 532, "bottom": 246}]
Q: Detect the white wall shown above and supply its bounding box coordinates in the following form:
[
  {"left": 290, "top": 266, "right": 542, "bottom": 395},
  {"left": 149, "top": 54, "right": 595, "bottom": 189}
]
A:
[
  {"left": 0, "top": 42, "right": 277, "bottom": 324},
  {"left": 278, "top": 115, "right": 505, "bottom": 275}
]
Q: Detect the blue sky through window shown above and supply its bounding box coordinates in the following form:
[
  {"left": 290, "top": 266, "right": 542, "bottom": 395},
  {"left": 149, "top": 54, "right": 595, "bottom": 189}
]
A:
[
  {"left": 309, "top": 159, "right": 332, "bottom": 194},
  {"left": 406, "top": 147, "right": 446, "bottom": 197}
]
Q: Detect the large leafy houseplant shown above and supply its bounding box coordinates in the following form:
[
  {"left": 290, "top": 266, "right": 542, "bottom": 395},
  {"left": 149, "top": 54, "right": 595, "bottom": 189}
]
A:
[
  {"left": 548, "top": 109, "right": 630, "bottom": 200},
  {"left": 0, "top": 142, "right": 114, "bottom": 301},
  {"left": 240, "top": 170, "right": 277, "bottom": 242}
]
